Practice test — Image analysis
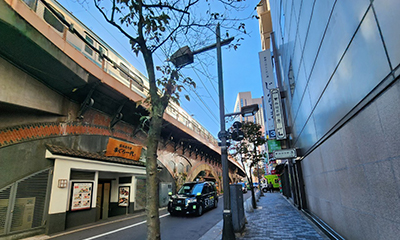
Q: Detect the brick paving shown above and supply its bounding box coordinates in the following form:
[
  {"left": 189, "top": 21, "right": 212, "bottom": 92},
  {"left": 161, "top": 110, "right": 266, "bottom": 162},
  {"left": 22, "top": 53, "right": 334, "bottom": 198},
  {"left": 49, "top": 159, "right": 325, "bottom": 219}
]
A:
[{"left": 237, "top": 193, "right": 329, "bottom": 240}]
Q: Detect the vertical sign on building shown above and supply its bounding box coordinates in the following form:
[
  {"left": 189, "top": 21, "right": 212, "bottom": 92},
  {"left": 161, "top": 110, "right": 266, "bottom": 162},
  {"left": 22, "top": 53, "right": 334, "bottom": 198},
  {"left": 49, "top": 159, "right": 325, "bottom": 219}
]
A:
[
  {"left": 270, "top": 88, "right": 286, "bottom": 140},
  {"left": 259, "top": 49, "right": 277, "bottom": 139}
]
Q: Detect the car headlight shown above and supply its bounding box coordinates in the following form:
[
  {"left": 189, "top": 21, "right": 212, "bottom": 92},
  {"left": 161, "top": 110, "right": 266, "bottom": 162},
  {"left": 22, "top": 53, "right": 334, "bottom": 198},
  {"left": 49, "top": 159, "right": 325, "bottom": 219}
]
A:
[{"left": 185, "top": 198, "right": 197, "bottom": 206}]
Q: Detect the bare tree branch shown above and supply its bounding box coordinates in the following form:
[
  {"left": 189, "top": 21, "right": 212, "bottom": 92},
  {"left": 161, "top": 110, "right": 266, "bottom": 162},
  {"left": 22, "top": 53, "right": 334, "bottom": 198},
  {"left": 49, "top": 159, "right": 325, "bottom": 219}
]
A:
[{"left": 93, "top": 0, "right": 141, "bottom": 46}]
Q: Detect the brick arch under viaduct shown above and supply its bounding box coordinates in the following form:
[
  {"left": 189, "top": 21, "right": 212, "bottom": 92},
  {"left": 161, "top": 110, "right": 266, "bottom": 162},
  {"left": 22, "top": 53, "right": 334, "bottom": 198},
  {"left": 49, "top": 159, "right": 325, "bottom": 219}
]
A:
[
  {"left": 157, "top": 144, "right": 236, "bottom": 193},
  {"left": 0, "top": 107, "right": 241, "bottom": 193}
]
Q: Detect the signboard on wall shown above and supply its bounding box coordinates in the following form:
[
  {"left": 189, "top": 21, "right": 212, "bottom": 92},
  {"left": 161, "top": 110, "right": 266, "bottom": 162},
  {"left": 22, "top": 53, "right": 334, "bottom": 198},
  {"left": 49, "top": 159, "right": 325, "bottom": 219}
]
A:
[
  {"left": 259, "top": 49, "right": 277, "bottom": 139},
  {"left": 70, "top": 182, "right": 93, "bottom": 211},
  {"left": 105, "top": 138, "right": 143, "bottom": 161},
  {"left": 118, "top": 186, "right": 130, "bottom": 207},
  {"left": 267, "top": 139, "right": 281, "bottom": 153}
]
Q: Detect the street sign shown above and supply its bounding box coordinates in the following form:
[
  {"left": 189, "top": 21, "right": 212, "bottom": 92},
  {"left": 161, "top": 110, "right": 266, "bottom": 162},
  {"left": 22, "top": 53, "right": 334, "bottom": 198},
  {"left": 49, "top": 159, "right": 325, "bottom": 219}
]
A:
[{"left": 273, "top": 148, "right": 297, "bottom": 159}]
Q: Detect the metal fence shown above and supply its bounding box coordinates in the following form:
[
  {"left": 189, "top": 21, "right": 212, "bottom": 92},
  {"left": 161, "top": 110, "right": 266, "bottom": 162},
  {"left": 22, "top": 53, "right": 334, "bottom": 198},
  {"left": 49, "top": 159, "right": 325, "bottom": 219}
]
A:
[{"left": 0, "top": 168, "right": 51, "bottom": 236}]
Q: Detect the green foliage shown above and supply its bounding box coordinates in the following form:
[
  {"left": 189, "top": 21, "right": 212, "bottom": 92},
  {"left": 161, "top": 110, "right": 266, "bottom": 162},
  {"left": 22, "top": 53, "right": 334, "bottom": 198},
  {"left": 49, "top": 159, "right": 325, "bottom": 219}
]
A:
[
  {"left": 252, "top": 166, "right": 265, "bottom": 178},
  {"left": 229, "top": 121, "right": 266, "bottom": 160},
  {"left": 229, "top": 121, "right": 266, "bottom": 180},
  {"left": 155, "top": 65, "right": 195, "bottom": 105}
]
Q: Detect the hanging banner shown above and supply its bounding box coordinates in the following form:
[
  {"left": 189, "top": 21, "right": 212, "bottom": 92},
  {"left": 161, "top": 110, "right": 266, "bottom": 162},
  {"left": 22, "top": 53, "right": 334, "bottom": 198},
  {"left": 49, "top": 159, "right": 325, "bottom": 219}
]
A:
[
  {"left": 259, "top": 49, "right": 277, "bottom": 138},
  {"left": 105, "top": 138, "right": 142, "bottom": 161}
]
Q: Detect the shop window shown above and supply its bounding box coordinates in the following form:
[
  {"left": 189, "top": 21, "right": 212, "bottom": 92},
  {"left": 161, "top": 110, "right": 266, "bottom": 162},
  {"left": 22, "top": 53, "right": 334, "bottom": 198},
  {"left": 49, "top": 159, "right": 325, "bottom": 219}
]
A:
[
  {"left": 70, "top": 170, "right": 95, "bottom": 180},
  {"left": 119, "top": 177, "right": 132, "bottom": 184}
]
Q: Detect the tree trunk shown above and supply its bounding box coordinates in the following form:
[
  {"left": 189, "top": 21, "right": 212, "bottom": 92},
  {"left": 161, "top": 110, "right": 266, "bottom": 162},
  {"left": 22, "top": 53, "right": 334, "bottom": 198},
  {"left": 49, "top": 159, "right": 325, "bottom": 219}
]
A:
[
  {"left": 142, "top": 47, "right": 165, "bottom": 240},
  {"left": 240, "top": 158, "right": 256, "bottom": 209},
  {"left": 146, "top": 108, "right": 163, "bottom": 240},
  {"left": 248, "top": 166, "right": 257, "bottom": 209}
]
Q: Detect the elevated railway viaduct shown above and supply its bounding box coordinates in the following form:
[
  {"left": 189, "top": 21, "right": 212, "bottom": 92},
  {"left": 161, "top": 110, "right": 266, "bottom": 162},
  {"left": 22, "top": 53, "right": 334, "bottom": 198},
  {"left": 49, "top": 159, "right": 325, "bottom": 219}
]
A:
[{"left": 0, "top": 0, "right": 245, "bottom": 238}]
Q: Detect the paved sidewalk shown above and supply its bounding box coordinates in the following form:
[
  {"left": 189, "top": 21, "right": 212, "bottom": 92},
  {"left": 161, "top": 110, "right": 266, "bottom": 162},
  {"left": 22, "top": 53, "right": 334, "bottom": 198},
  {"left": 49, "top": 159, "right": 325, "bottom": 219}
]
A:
[{"left": 200, "top": 192, "right": 329, "bottom": 240}]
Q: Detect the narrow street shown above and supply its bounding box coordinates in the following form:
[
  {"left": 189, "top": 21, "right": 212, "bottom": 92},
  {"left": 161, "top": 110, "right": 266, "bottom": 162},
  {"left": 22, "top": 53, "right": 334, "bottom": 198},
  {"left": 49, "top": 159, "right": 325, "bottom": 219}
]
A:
[{"left": 39, "top": 193, "right": 250, "bottom": 240}]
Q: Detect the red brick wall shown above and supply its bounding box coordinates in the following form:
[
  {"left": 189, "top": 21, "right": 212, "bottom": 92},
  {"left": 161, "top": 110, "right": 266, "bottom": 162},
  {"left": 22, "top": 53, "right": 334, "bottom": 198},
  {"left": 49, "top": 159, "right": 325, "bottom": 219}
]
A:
[{"left": 0, "top": 109, "right": 143, "bottom": 148}]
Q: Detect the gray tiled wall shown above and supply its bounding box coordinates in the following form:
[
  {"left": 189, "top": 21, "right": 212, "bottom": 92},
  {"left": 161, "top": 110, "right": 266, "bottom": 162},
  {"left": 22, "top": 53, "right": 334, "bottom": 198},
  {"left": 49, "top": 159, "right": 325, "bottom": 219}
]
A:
[
  {"left": 302, "top": 81, "right": 400, "bottom": 239},
  {"left": 269, "top": 0, "right": 400, "bottom": 238}
]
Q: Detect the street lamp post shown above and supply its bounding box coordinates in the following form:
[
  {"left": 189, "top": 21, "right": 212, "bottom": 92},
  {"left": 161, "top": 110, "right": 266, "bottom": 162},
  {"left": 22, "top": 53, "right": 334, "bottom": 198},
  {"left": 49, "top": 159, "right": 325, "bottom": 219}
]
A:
[
  {"left": 169, "top": 23, "right": 261, "bottom": 239},
  {"left": 216, "top": 23, "right": 236, "bottom": 240},
  {"left": 169, "top": 23, "right": 235, "bottom": 239}
]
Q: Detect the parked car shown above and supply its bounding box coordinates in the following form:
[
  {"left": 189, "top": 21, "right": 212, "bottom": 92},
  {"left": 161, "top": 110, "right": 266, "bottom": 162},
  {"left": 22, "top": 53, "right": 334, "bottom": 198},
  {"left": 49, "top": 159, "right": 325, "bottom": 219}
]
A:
[
  {"left": 168, "top": 181, "right": 218, "bottom": 216},
  {"left": 237, "top": 182, "right": 248, "bottom": 193}
]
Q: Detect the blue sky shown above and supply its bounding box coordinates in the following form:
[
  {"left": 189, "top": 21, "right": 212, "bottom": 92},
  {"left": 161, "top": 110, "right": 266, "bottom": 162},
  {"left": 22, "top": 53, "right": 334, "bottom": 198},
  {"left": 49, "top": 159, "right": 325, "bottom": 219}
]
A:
[{"left": 56, "top": 0, "right": 264, "bottom": 138}]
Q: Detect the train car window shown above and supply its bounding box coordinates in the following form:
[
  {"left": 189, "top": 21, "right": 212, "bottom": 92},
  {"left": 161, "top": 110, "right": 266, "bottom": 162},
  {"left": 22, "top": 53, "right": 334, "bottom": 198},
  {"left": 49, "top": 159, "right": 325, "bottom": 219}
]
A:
[
  {"left": 119, "top": 62, "right": 130, "bottom": 73},
  {"left": 44, "top": 7, "right": 65, "bottom": 33},
  {"left": 84, "top": 35, "right": 94, "bottom": 56},
  {"left": 22, "top": 0, "right": 37, "bottom": 10},
  {"left": 98, "top": 45, "right": 107, "bottom": 61},
  {"left": 119, "top": 63, "right": 144, "bottom": 91},
  {"left": 129, "top": 70, "right": 144, "bottom": 85}
]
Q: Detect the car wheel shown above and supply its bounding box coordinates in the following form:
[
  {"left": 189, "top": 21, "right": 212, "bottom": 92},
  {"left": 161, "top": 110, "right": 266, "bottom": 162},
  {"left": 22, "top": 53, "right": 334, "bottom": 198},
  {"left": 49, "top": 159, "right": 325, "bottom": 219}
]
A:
[
  {"left": 197, "top": 204, "right": 203, "bottom": 216},
  {"left": 262, "top": 188, "right": 268, "bottom": 193}
]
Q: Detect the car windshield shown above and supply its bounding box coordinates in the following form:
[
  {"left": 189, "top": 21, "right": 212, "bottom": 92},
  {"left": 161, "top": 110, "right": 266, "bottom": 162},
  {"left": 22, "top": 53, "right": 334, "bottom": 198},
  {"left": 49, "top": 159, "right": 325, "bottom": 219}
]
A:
[{"left": 178, "top": 183, "right": 203, "bottom": 196}]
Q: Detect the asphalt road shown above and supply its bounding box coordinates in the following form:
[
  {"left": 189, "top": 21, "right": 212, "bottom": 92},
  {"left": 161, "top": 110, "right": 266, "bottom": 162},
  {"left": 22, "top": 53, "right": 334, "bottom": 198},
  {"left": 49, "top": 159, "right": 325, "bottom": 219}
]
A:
[{"left": 47, "top": 192, "right": 251, "bottom": 240}]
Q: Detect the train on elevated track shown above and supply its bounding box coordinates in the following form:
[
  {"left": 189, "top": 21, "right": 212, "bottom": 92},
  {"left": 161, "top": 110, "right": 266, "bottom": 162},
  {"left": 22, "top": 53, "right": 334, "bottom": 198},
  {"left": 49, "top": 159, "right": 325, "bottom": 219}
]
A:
[{"left": 22, "top": 0, "right": 217, "bottom": 145}]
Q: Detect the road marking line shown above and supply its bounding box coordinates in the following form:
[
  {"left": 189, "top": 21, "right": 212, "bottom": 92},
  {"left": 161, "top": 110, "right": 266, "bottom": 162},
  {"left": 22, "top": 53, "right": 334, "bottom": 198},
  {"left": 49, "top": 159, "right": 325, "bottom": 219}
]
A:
[{"left": 82, "top": 213, "right": 170, "bottom": 240}]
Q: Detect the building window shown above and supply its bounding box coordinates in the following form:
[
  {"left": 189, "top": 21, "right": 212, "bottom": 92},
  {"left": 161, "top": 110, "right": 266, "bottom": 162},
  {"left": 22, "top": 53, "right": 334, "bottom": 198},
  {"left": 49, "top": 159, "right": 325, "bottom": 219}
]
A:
[
  {"left": 280, "top": 0, "right": 285, "bottom": 37},
  {"left": 288, "top": 61, "right": 295, "bottom": 97},
  {"left": 241, "top": 99, "right": 243, "bottom": 107}
]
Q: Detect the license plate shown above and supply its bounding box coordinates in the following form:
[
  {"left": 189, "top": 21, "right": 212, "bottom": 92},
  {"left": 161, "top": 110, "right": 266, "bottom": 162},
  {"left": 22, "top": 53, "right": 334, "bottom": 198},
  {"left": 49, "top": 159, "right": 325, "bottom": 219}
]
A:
[{"left": 175, "top": 206, "right": 181, "bottom": 211}]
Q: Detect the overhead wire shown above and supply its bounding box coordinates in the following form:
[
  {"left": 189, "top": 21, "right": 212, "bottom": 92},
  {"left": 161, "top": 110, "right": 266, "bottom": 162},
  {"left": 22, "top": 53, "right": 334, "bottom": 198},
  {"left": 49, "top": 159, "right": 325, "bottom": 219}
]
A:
[
  {"left": 72, "top": 0, "right": 147, "bottom": 71},
  {"left": 152, "top": 5, "right": 221, "bottom": 125},
  {"left": 167, "top": 3, "right": 233, "bottom": 115},
  {"left": 165, "top": 5, "right": 231, "bottom": 119}
]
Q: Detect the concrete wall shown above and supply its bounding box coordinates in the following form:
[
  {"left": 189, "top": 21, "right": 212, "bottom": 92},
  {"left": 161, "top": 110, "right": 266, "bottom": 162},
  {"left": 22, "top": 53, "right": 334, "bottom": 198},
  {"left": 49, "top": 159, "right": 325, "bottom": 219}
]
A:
[
  {"left": 0, "top": 134, "right": 109, "bottom": 188},
  {"left": 0, "top": 56, "right": 75, "bottom": 126}
]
